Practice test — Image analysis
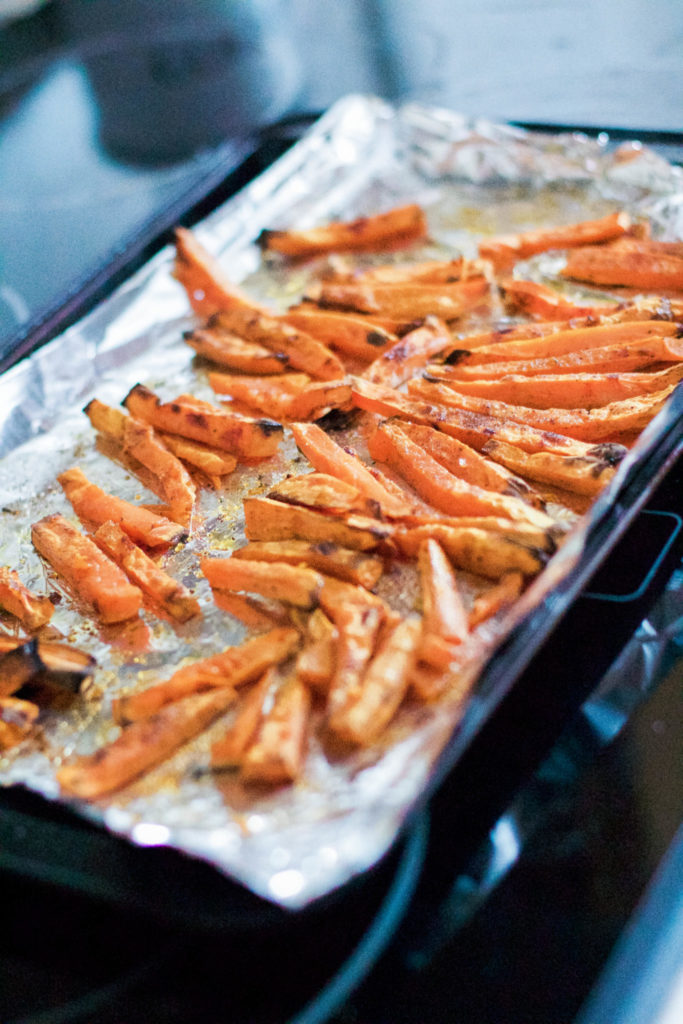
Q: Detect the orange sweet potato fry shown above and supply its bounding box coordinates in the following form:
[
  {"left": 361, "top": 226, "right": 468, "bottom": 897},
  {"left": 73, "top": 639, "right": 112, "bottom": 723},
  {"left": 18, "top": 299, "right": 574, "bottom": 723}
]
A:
[
  {"left": 561, "top": 243, "right": 683, "bottom": 292},
  {"left": 58, "top": 467, "right": 186, "bottom": 550},
  {"left": 318, "top": 279, "right": 487, "bottom": 321},
  {"left": 469, "top": 571, "right": 525, "bottom": 629},
  {"left": 174, "top": 226, "right": 266, "bottom": 317},
  {"left": 258, "top": 203, "right": 428, "bottom": 258},
  {"left": 478, "top": 210, "right": 632, "bottom": 267},
  {"left": 285, "top": 379, "right": 354, "bottom": 421},
  {"left": 392, "top": 522, "right": 549, "bottom": 579},
  {"left": 328, "top": 256, "right": 489, "bottom": 286},
  {"left": 93, "top": 522, "right": 200, "bottom": 623},
  {"left": 0, "top": 695, "right": 40, "bottom": 751},
  {"left": 232, "top": 540, "right": 384, "bottom": 590},
  {"left": 499, "top": 278, "right": 615, "bottom": 320},
  {"left": 113, "top": 626, "right": 300, "bottom": 723},
  {"left": 208, "top": 370, "right": 311, "bottom": 420},
  {"left": 268, "top": 472, "right": 376, "bottom": 517},
  {"left": 31, "top": 514, "right": 143, "bottom": 624},
  {"left": 360, "top": 316, "right": 452, "bottom": 389},
  {"left": 295, "top": 608, "right": 338, "bottom": 692},
  {"left": 243, "top": 496, "right": 393, "bottom": 551},
  {"left": 241, "top": 674, "right": 311, "bottom": 784},
  {"left": 156, "top": 433, "right": 238, "bottom": 484},
  {"left": 59, "top": 688, "right": 236, "bottom": 799},
  {"left": 418, "top": 539, "right": 469, "bottom": 647},
  {"left": 212, "top": 590, "right": 291, "bottom": 630},
  {"left": 481, "top": 439, "right": 618, "bottom": 497},
  {"left": 185, "top": 322, "right": 291, "bottom": 374},
  {"left": 0, "top": 568, "right": 54, "bottom": 631},
  {"left": 201, "top": 556, "right": 324, "bottom": 609},
  {"left": 211, "top": 670, "right": 276, "bottom": 769},
  {"left": 281, "top": 309, "right": 399, "bottom": 362}
]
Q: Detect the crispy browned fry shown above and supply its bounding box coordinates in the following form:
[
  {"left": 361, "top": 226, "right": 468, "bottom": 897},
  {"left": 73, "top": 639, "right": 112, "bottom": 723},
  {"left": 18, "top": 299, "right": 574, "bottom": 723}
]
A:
[
  {"left": 328, "top": 616, "right": 422, "bottom": 744},
  {"left": 0, "top": 639, "right": 95, "bottom": 698},
  {"left": 290, "top": 422, "right": 413, "bottom": 518},
  {"left": 0, "top": 695, "right": 40, "bottom": 751},
  {"left": 211, "top": 670, "right": 275, "bottom": 768},
  {"left": 561, "top": 242, "right": 683, "bottom": 292},
  {"left": 185, "top": 323, "right": 291, "bottom": 374},
  {"left": 282, "top": 310, "right": 399, "bottom": 361},
  {"left": 360, "top": 316, "right": 452, "bottom": 389},
  {"left": 393, "top": 523, "right": 549, "bottom": 579},
  {"left": 156, "top": 433, "right": 238, "bottom": 484},
  {"left": 499, "top": 278, "right": 615, "bottom": 320},
  {"left": 32, "top": 514, "right": 143, "bottom": 624},
  {"left": 418, "top": 539, "right": 469, "bottom": 648},
  {"left": 241, "top": 674, "right": 311, "bottom": 785},
  {"left": 408, "top": 378, "right": 677, "bottom": 443},
  {"left": 206, "top": 307, "right": 345, "bottom": 381},
  {"left": 318, "top": 279, "right": 487, "bottom": 321},
  {"left": 481, "top": 439, "right": 618, "bottom": 496},
  {"left": 285, "top": 379, "right": 354, "bottom": 421},
  {"left": 368, "top": 420, "right": 556, "bottom": 529},
  {"left": 208, "top": 371, "right": 310, "bottom": 420},
  {"left": 268, "top": 472, "right": 375, "bottom": 517},
  {"left": 393, "top": 420, "right": 541, "bottom": 506},
  {"left": 410, "top": 642, "right": 483, "bottom": 703},
  {"left": 422, "top": 362, "right": 683, "bottom": 409},
  {"left": 328, "top": 256, "right": 489, "bottom": 286},
  {"left": 201, "top": 556, "right": 324, "bottom": 609},
  {"left": 469, "top": 571, "right": 525, "bottom": 629},
  {"left": 232, "top": 540, "right": 384, "bottom": 589},
  {"left": 123, "top": 384, "right": 283, "bottom": 459},
  {"left": 478, "top": 210, "right": 632, "bottom": 267},
  {"left": 174, "top": 226, "right": 266, "bottom": 317},
  {"left": 295, "top": 608, "right": 338, "bottom": 692},
  {"left": 243, "top": 496, "right": 393, "bottom": 551},
  {"left": 59, "top": 688, "right": 236, "bottom": 799},
  {"left": 351, "top": 376, "right": 628, "bottom": 459},
  {"left": 113, "top": 626, "right": 300, "bottom": 723},
  {"left": 58, "top": 466, "right": 186, "bottom": 549},
  {"left": 0, "top": 568, "right": 54, "bottom": 631},
  {"left": 84, "top": 398, "right": 128, "bottom": 443},
  {"left": 93, "top": 522, "right": 200, "bottom": 622},
  {"left": 259, "top": 203, "right": 428, "bottom": 258},
  {"left": 396, "top": 512, "right": 558, "bottom": 553},
  {"left": 212, "top": 590, "right": 291, "bottom": 630}
]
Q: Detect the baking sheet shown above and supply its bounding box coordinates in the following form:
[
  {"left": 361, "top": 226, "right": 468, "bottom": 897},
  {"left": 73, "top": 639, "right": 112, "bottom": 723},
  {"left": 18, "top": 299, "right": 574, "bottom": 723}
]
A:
[{"left": 0, "top": 95, "right": 681, "bottom": 908}]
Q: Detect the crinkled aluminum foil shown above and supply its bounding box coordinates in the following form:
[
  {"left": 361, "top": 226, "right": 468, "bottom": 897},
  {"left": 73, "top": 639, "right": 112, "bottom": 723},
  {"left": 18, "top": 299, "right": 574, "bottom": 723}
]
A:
[{"left": 0, "top": 95, "right": 681, "bottom": 908}]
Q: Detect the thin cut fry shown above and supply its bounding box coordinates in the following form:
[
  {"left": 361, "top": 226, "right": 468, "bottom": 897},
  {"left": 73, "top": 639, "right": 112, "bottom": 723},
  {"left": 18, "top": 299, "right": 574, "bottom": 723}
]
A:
[
  {"left": 282, "top": 310, "right": 399, "bottom": 361},
  {"left": 212, "top": 590, "right": 291, "bottom": 630},
  {"left": 0, "top": 568, "right": 54, "bottom": 630},
  {"left": 185, "top": 323, "right": 290, "bottom": 374},
  {"left": 392, "top": 523, "right": 549, "bottom": 579},
  {"left": 174, "top": 226, "right": 266, "bottom": 317},
  {"left": 481, "top": 439, "right": 618, "bottom": 496},
  {"left": 295, "top": 608, "right": 338, "bottom": 691},
  {"left": 211, "top": 670, "right": 276, "bottom": 769},
  {"left": 469, "top": 571, "right": 525, "bottom": 628},
  {"left": 157, "top": 433, "right": 238, "bottom": 483},
  {"left": 241, "top": 675, "right": 311, "bottom": 784},
  {"left": 243, "top": 496, "right": 393, "bottom": 551},
  {"left": 478, "top": 211, "right": 632, "bottom": 266},
  {"left": 418, "top": 539, "right": 469, "bottom": 646},
  {"left": 268, "top": 472, "right": 376, "bottom": 517},
  {"left": 201, "top": 556, "right": 324, "bottom": 609},
  {"left": 232, "top": 540, "right": 384, "bottom": 589},
  {"left": 259, "top": 203, "right": 428, "bottom": 258},
  {"left": 500, "top": 278, "right": 615, "bottom": 320},
  {"left": 318, "top": 279, "right": 487, "bottom": 320},
  {"left": 59, "top": 689, "right": 236, "bottom": 799},
  {"left": 360, "top": 316, "right": 452, "bottom": 388},
  {"left": 562, "top": 243, "right": 683, "bottom": 292}
]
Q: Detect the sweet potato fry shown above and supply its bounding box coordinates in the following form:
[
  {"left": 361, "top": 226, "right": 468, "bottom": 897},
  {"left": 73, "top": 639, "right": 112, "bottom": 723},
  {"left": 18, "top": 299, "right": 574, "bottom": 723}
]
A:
[
  {"left": 201, "top": 556, "right": 324, "bottom": 609},
  {"left": 185, "top": 323, "right": 291, "bottom": 374},
  {"left": 561, "top": 243, "right": 683, "bottom": 292},
  {"left": 0, "top": 568, "right": 54, "bottom": 631},
  {"left": 241, "top": 674, "right": 311, "bottom": 784},
  {"left": 59, "top": 688, "right": 236, "bottom": 799},
  {"left": 395, "top": 512, "right": 559, "bottom": 552},
  {"left": 469, "top": 571, "right": 525, "bottom": 629},
  {"left": 418, "top": 539, "right": 469, "bottom": 646},
  {"left": 0, "top": 695, "right": 39, "bottom": 751},
  {"left": 174, "top": 226, "right": 266, "bottom": 317},
  {"left": 243, "top": 496, "right": 393, "bottom": 551},
  {"left": 211, "top": 670, "right": 275, "bottom": 769},
  {"left": 409, "top": 378, "right": 677, "bottom": 443},
  {"left": 123, "top": 384, "right": 284, "bottom": 459},
  {"left": 156, "top": 433, "right": 237, "bottom": 484},
  {"left": 360, "top": 316, "right": 452, "bottom": 388},
  {"left": 113, "top": 626, "right": 300, "bottom": 723},
  {"left": 328, "top": 256, "right": 489, "bottom": 286},
  {"left": 32, "top": 514, "right": 143, "bottom": 624},
  {"left": 422, "top": 362, "right": 683, "bottom": 409},
  {"left": 93, "top": 522, "right": 200, "bottom": 622},
  {"left": 290, "top": 422, "right": 413, "bottom": 518},
  {"left": 232, "top": 540, "right": 384, "bottom": 589},
  {"left": 84, "top": 398, "right": 128, "bottom": 444},
  {"left": 481, "top": 439, "right": 618, "bottom": 496},
  {"left": 392, "top": 523, "right": 549, "bottom": 579},
  {"left": 212, "top": 590, "right": 291, "bottom": 630},
  {"left": 328, "top": 616, "right": 422, "bottom": 745},
  {"left": 258, "top": 203, "right": 428, "bottom": 258},
  {"left": 58, "top": 467, "right": 186, "bottom": 550},
  {"left": 500, "top": 278, "right": 615, "bottom": 320},
  {"left": 478, "top": 210, "right": 632, "bottom": 267},
  {"left": 368, "top": 420, "right": 556, "bottom": 528},
  {"left": 208, "top": 370, "right": 310, "bottom": 421},
  {"left": 295, "top": 608, "right": 338, "bottom": 691},
  {"left": 410, "top": 643, "right": 483, "bottom": 703},
  {"left": 285, "top": 379, "right": 354, "bottom": 421},
  {"left": 206, "top": 307, "right": 345, "bottom": 381},
  {"left": 268, "top": 472, "right": 375, "bottom": 517},
  {"left": 318, "top": 279, "right": 487, "bottom": 321},
  {"left": 281, "top": 310, "right": 399, "bottom": 362}
]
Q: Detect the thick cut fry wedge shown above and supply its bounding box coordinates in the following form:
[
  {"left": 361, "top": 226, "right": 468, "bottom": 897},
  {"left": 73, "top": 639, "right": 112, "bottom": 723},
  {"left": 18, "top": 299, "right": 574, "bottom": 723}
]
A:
[
  {"left": 393, "top": 420, "right": 541, "bottom": 505},
  {"left": 500, "top": 278, "right": 615, "bottom": 320},
  {"left": 241, "top": 674, "right": 311, "bottom": 784},
  {"left": 469, "top": 571, "right": 525, "bottom": 628},
  {"left": 59, "top": 688, "right": 236, "bottom": 799},
  {"left": 206, "top": 306, "right": 345, "bottom": 381},
  {"left": 185, "top": 324, "right": 290, "bottom": 374},
  {"left": 268, "top": 472, "right": 375, "bottom": 517},
  {"left": 319, "top": 586, "right": 384, "bottom": 727},
  {"left": 481, "top": 439, "right": 618, "bottom": 496},
  {"left": 208, "top": 370, "right": 311, "bottom": 419},
  {"left": 478, "top": 211, "right": 632, "bottom": 266},
  {"left": 282, "top": 310, "right": 399, "bottom": 361},
  {"left": 422, "top": 362, "right": 683, "bottom": 409},
  {"left": 418, "top": 539, "right": 469, "bottom": 646},
  {"left": 32, "top": 514, "right": 143, "bottom": 624},
  {"left": 561, "top": 244, "right": 683, "bottom": 292},
  {"left": 201, "top": 556, "right": 323, "bottom": 609},
  {"left": 211, "top": 670, "right": 276, "bottom": 768},
  {"left": 295, "top": 608, "right": 338, "bottom": 691},
  {"left": 174, "top": 227, "right": 266, "bottom": 317},
  {"left": 0, "top": 695, "right": 40, "bottom": 751},
  {"left": 360, "top": 316, "right": 452, "bottom": 388},
  {"left": 290, "top": 422, "right": 413, "bottom": 517},
  {"left": 352, "top": 377, "right": 617, "bottom": 458},
  {"left": 58, "top": 467, "right": 186, "bottom": 549},
  {"left": 318, "top": 279, "right": 487, "bottom": 321},
  {"left": 328, "top": 616, "right": 422, "bottom": 745},
  {"left": 395, "top": 512, "right": 558, "bottom": 553},
  {"left": 285, "top": 379, "right": 354, "bottom": 421},
  {"left": 93, "top": 522, "right": 200, "bottom": 622},
  {"left": 393, "top": 523, "right": 549, "bottom": 579},
  {"left": 368, "top": 420, "right": 556, "bottom": 529},
  {"left": 123, "top": 384, "right": 283, "bottom": 459},
  {"left": 259, "top": 203, "right": 428, "bottom": 258},
  {"left": 232, "top": 540, "right": 384, "bottom": 590},
  {"left": 113, "top": 626, "right": 300, "bottom": 724},
  {"left": 243, "top": 496, "right": 393, "bottom": 551},
  {"left": 0, "top": 568, "right": 54, "bottom": 630},
  {"left": 409, "top": 378, "right": 677, "bottom": 443},
  {"left": 157, "top": 433, "right": 237, "bottom": 483}
]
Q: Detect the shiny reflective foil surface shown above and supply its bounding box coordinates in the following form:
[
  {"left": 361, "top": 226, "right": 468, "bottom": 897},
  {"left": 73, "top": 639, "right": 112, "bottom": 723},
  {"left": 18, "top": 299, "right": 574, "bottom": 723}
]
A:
[{"left": 0, "top": 96, "right": 681, "bottom": 907}]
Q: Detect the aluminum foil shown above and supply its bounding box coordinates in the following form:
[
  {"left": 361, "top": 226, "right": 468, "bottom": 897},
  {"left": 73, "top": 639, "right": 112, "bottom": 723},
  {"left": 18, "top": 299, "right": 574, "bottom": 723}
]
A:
[{"left": 0, "top": 95, "right": 681, "bottom": 909}]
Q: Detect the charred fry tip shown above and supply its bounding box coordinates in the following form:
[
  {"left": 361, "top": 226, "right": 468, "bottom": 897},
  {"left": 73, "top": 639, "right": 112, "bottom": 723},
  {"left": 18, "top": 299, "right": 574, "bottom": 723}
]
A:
[
  {"left": 588, "top": 442, "right": 628, "bottom": 465},
  {"left": 443, "top": 349, "right": 471, "bottom": 365}
]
